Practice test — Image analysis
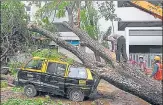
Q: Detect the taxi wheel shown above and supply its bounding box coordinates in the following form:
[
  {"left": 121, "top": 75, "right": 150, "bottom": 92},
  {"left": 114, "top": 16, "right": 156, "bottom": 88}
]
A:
[
  {"left": 69, "top": 89, "right": 84, "bottom": 102},
  {"left": 24, "top": 84, "right": 37, "bottom": 97}
]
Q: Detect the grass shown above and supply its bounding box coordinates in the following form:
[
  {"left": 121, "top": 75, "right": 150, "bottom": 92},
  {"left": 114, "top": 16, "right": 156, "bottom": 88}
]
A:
[
  {"left": 2, "top": 97, "right": 97, "bottom": 105},
  {"left": 1, "top": 97, "right": 63, "bottom": 105},
  {"left": 11, "top": 86, "right": 24, "bottom": 92},
  {"left": 1, "top": 80, "right": 8, "bottom": 88}
]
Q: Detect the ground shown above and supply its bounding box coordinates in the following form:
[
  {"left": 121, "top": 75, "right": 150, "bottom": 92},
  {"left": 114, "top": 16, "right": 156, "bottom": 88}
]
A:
[{"left": 1, "top": 80, "right": 150, "bottom": 105}]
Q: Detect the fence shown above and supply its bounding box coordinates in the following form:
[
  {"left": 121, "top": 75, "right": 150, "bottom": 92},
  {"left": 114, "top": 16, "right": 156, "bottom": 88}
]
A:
[{"left": 129, "top": 53, "right": 162, "bottom": 68}]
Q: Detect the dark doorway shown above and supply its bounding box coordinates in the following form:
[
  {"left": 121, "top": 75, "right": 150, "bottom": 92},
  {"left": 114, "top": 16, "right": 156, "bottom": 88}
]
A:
[{"left": 129, "top": 45, "right": 162, "bottom": 53}]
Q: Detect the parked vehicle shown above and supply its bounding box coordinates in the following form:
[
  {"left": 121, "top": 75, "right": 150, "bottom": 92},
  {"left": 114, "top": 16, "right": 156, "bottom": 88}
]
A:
[{"left": 15, "top": 57, "right": 100, "bottom": 101}]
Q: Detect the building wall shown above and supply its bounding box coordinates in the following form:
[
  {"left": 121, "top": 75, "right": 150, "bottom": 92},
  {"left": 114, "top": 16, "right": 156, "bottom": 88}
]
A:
[
  {"left": 98, "top": 1, "right": 161, "bottom": 33},
  {"left": 125, "top": 27, "right": 162, "bottom": 57},
  {"left": 114, "top": 1, "right": 162, "bottom": 56}
]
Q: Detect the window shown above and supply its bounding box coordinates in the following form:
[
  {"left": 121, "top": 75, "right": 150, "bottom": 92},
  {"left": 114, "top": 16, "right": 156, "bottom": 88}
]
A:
[
  {"left": 26, "top": 6, "right": 31, "bottom": 11},
  {"left": 118, "top": 1, "right": 132, "bottom": 7},
  {"left": 25, "top": 59, "right": 43, "bottom": 70},
  {"left": 66, "top": 40, "right": 80, "bottom": 46},
  {"left": 118, "top": 21, "right": 162, "bottom": 31},
  {"left": 47, "top": 62, "right": 66, "bottom": 76},
  {"left": 46, "top": 62, "right": 57, "bottom": 74},
  {"left": 68, "top": 67, "right": 87, "bottom": 79}
]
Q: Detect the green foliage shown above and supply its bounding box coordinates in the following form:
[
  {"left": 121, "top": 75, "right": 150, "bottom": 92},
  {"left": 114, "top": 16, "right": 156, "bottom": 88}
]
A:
[
  {"left": 98, "top": 1, "right": 121, "bottom": 33},
  {"left": 91, "top": 101, "right": 96, "bottom": 105},
  {"left": 1, "top": 0, "right": 36, "bottom": 65},
  {"left": 56, "top": 1, "right": 70, "bottom": 18},
  {"left": 11, "top": 87, "right": 23, "bottom": 92},
  {"left": 32, "top": 49, "right": 74, "bottom": 64},
  {"left": 35, "top": 1, "right": 117, "bottom": 46},
  {"left": 8, "top": 62, "right": 23, "bottom": 77},
  {"left": 98, "top": 1, "right": 121, "bottom": 21},
  {"left": 35, "top": 1, "right": 101, "bottom": 40},
  {"left": 1, "top": 0, "right": 27, "bottom": 31},
  {"left": 1, "top": 0, "right": 29, "bottom": 41},
  {"left": 1, "top": 97, "right": 65, "bottom": 105},
  {"left": 56, "top": 9, "right": 66, "bottom": 18},
  {"left": 1, "top": 80, "right": 8, "bottom": 88},
  {"left": 2, "top": 98, "right": 44, "bottom": 105},
  {"left": 80, "top": 2, "right": 100, "bottom": 40},
  {"left": 41, "top": 16, "right": 50, "bottom": 24},
  {"left": 35, "top": 1, "right": 69, "bottom": 22},
  {"left": 56, "top": 100, "right": 63, "bottom": 105},
  {"left": 32, "top": 49, "right": 61, "bottom": 60},
  {"left": 35, "top": 1, "right": 72, "bottom": 34}
]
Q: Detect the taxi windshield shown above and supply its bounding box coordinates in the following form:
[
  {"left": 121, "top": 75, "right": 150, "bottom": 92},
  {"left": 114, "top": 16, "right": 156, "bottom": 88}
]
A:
[
  {"left": 68, "top": 67, "right": 87, "bottom": 79},
  {"left": 25, "top": 59, "right": 43, "bottom": 70}
]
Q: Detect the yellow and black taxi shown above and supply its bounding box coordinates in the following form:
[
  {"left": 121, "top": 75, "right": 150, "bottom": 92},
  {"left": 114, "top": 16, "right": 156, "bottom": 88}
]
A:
[{"left": 15, "top": 57, "right": 100, "bottom": 101}]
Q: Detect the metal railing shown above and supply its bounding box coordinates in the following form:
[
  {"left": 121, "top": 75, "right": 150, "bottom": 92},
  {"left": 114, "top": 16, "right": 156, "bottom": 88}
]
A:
[{"left": 129, "top": 53, "right": 162, "bottom": 68}]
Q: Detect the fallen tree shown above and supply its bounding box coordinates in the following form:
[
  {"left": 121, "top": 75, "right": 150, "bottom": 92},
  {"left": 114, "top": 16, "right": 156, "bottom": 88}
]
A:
[{"left": 27, "top": 22, "right": 162, "bottom": 105}]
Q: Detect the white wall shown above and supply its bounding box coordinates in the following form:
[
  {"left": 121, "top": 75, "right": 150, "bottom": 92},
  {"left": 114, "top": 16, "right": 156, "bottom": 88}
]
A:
[
  {"left": 59, "top": 32, "right": 80, "bottom": 40},
  {"left": 98, "top": 1, "right": 161, "bottom": 36},
  {"left": 125, "top": 27, "right": 162, "bottom": 57},
  {"left": 115, "top": 8, "right": 161, "bottom": 22}
]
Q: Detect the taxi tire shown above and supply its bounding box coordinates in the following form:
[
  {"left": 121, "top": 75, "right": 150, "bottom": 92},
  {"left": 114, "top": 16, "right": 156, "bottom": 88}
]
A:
[
  {"left": 68, "top": 89, "right": 84, "bottom": 102},
  {"left": 24, "top": 84, "right": 37, "bottom": 97}
]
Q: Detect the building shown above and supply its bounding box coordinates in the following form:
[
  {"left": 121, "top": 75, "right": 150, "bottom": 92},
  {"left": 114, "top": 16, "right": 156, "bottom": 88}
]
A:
[
  {"left": 22, "top": 1, "right": 162, "bottom": 67},
  {"left": 114, "top": 1, "right": 162, "bottom": 67}
]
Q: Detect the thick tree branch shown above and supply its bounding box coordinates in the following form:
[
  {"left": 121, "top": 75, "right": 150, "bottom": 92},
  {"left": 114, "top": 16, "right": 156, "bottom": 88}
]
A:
[
  {"left": 66, "top": 1, "right": 76, "bottom": 27},
  {"left": 62, "top": 21, "right": 116, "bottom": 67},
  {"left": 0, "top": 40, "right": 10, "bottom": 59}
]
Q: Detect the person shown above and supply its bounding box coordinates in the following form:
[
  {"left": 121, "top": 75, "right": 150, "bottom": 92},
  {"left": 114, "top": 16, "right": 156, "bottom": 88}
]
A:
[
  {"left": 104, "top": 34, "right": 128, "bottom": 63},
  {"left": 129, "top": 56, "right": 137, "bottom": 65},
  {"left": 150, "top": 56, "right": 162, "bottom": 81},
  {"left": 138, "top": 56, "right": 147, "bottom": 72}
]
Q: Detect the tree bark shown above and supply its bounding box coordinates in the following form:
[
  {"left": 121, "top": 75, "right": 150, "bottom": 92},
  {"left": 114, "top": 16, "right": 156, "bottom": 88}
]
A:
[
  {"left": 27, "top": 23, "right": 162, "bottom": 105},
  {"left": 94, "top": 52, "right": 101, "bottom": 62},
  {"left": 66, "top": 1, "right": 76, "bottom": 27},
  {"left": 62, "top": 21, "right": 116, "bottom": 67}
]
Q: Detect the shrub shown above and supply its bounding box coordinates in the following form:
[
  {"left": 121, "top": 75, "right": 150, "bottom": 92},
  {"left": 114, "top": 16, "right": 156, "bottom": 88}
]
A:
[
  {"left": 32, "top": 49, "right": 74, "bottom": 64},
  {"left": 1, "top": 97, "right": 64, "bottom": 105},
  {"left": 1, "top": 80, "right": 8, "bottom": 88},
  {"left": 8, "top": 61, "right": 23, "bottom": 77}
]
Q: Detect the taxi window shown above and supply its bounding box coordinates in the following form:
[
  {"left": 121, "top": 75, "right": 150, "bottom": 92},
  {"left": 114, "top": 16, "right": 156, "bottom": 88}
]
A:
[
  {"left": 47, "top": 62, "right": 66, "bottom": 76},
  {"left": 25, "top": 59, "right": 43, "bottom": 70},
  {"left": 68, "top": 67, "right": 87, "bottom": 79}
]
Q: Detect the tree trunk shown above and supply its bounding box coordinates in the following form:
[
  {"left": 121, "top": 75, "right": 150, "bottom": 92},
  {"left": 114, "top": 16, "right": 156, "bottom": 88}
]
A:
[
  {"left": 62, "top": 22, "right": 117, "bottom": 67},
  {"left": 94, "top": 52, "right": 101, "bottom": 62},
  {"left": 111, "top": 20, "right": 114, "bottom": 33},
  {"left": 27, "top": 23, "right": 162, "bottom": 105},
  {"left": 66, "top": 2, "right": 76, "bottom": 27}
]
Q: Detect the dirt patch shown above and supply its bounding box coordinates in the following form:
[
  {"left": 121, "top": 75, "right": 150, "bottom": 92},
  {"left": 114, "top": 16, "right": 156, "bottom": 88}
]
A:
[{"left": 1, "top": 80, "right": 150, "bottom": 105}]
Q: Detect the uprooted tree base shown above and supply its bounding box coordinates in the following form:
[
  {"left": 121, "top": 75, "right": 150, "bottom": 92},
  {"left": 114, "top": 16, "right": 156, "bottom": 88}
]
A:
[{"left": 27, "top": 22, "right": 162, "bottom": 105}]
